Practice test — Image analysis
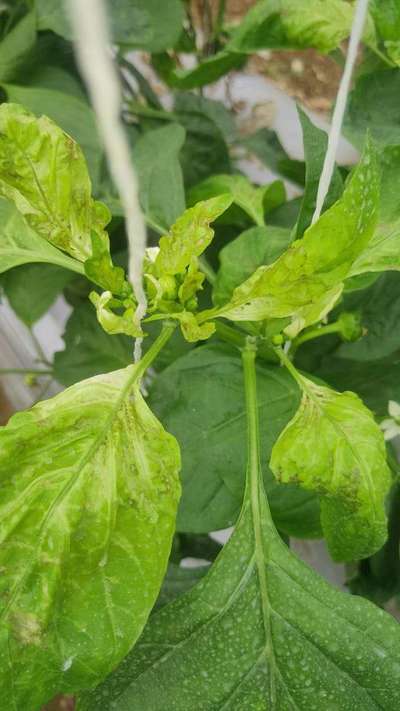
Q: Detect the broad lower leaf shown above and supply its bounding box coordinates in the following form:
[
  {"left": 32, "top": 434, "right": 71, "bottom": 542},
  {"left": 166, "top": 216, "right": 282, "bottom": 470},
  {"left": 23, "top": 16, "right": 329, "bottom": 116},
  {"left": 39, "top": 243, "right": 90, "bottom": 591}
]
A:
[
  {"left": 296, "top": 107, "right": 343, "bottom": 238},
  {"left": 79, "top": 348, "right": 400, "bottom": 711},
  {"left": 188, "top": 174, "right": 285, "bottom": 227},
  {"left": 0, "top": 262, "right": 74, "bottom": 325},
  {"left": 228, "top": 0, "right": 374, "bottom": 54},
  {"left": 133, "top": 123, "right": 186, "bottom": 232},
  {"left": 0, "top": 364, "right": 181, "bottom": 709},
  {"left": 36, "top": 0, "right": 184, "bottom": 52},
  {"left": 213, "top": 225, "right": 291, "bottom": 306},
  {"left": 152, "top": 51, "right": 245, "bottom": 90},
  {"left": 0, "top": 197, "right": 84, "bottom": 275},
  {"left": 148, "top": 344, "right": 322, "bottom": 538},
  {"left": 0, "top": 103, "right": 109, "bottom": 262},
  {"left": 205, "top": 138, "right": 379, "bottom": 335},
  {"left": 270, "top": 369, "right": 391, "bottom": 561},
  {"left": 155, "top": 195, "right": 233, "bottom": 276}
]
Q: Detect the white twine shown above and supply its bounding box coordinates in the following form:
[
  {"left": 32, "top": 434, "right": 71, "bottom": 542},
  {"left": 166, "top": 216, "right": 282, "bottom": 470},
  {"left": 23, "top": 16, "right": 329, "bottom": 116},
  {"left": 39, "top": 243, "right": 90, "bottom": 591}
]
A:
[
  {"left": 311, "top": 0, "right": 370, "bottom": 225},
  {"left": 67, "top": 0, "right": 147, "bottom": 362}
]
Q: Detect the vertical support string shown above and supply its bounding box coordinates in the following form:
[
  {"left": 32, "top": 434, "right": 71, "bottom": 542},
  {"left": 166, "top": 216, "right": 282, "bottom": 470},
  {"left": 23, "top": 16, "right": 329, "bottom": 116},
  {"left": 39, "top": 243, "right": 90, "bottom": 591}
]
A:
[
  {"left": 67, "top": 0, "right": 147, "bottom": 361},
  {"left": 311, "top": 0, "right": 370, "bottom": 225}
]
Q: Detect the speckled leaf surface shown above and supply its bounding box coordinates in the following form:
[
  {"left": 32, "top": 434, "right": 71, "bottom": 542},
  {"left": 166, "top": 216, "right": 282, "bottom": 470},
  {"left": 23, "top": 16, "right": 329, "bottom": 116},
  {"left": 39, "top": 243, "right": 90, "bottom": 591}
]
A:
[
  {"left": 210, "top": 139, "right": 379, "bottom": 335},
  {"left": 0, "top": 366, "right": 181, "bottom": 710},
  {"left": 78, "top": 350, "right": 400, "bottom": 711},
  {"left": 271, "top": 375, "right": 391, "bottom": 562}
]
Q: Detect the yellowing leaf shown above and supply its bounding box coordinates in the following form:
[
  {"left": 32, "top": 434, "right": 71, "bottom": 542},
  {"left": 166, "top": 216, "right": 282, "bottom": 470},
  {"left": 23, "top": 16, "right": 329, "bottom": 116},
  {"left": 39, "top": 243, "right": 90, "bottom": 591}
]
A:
[
  {"left": 155, "top": 194, "right": 233, "bottom": 276},
  {"left": 0, "top": 103, "right": 109, "bottom": 261},
  {"left": 0, "top": 365, "right": 181, "bottom": 709},
  {"left": 206, "top": 138, "right": 379, "bottom": 335},
  {"left": 270, "top": 372, "right": 391, "bottom": 561}
]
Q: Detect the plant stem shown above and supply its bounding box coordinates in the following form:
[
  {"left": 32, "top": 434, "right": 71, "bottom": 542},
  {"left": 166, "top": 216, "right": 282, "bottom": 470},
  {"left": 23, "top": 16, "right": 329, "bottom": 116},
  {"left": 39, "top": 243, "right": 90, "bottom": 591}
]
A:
[
  {"left": 215, "top": 321, "right": 246, "bottom": 349},
  {"left": 274, "top": 346, "right": 305, "bottom": 389},
  {"left": 126, "top": 101, "right": 178, "bottom": 122},
  {"left": 134, "top": 321, "right": 176, "bottom": 381},
  {"left": 292, "top": 321, "right": 341, "bottom": 350},
  {"left": 213, "top": 0, "right": 227, "bottom": 39},
  {"left": 0, "top": 368, "right": 53, "bottom": 376},
  {"left": 241, "top": 340, "right": 276, "bottom": 703}
]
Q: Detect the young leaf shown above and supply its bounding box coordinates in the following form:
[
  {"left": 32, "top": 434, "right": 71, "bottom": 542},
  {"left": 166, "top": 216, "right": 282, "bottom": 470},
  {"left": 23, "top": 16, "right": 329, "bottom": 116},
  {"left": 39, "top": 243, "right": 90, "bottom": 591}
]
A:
[
  {"left": 155, "top": 195, "right": 233, "bottom": 276},
  {"left": 188, "top": 174, "right": 285, "bottom": 227},
  {"left": 148, "top": 344, "right": 322, "bottom": 538},
  {"left": 207, "top": 138, "right": 379, "bottom": 336},
  {"left": 296, "top": 107, "right": 343, "bottom": 238},
  {"left": 0, "top": 355, "right": 181, "bottom": 710},
  {"left": 213, "top": 225, "right": 292, "bottom": 306},
  {"left": 270, "top": 365, "right": 392, "bottom": 562},
  {"left": 0, "top": 103, "right": 109, "bottom": 262},
  {"left": 78, "top": 347, "right": 400, "bottom": 711},
  {"left": 0, "top": 197, "right": 84, "bottom": 275},
  {"left": 90, "top": 291, "right": 143, "bottom": 338},
  {"left": 132, "top": 123, "right": 186, "bottom": 232}
]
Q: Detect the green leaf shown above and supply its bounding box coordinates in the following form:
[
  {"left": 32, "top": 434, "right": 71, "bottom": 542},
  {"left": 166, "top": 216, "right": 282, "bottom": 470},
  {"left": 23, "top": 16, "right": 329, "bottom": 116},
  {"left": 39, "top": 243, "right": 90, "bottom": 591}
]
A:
[
  {"left": 349, "top": 477, "right": 400, "bottom": 605},
  {"left": 345, "top": 69, "right": 400, "bottom": 150},
  {"left": 84, "top": 231, "right": 131, "bottom": 297},
  {"left": 0, "top": 103, "right": 110, "bottom": 262},
  {"left": 0, "top": 363, "right": 181, "bottom": 709},
  {"left": 213, "top": 225, "right": 292, "bottom": 306},
  {"left": 338, "top": 272, "right": 400, "bottom": 362},
  {"left": 148, "top": 344, "right": 322, "bottom": 538},
  {"left": 78, "top": 348, "right": 400, "bottom": 711},
  {"left": 209, "top": 138, "right": 379, "bottom": 336},
  {"left": 316, "top": 352, "right": 400, "bottom": 419},
  {"left": 349, "top": 147, "right": 400, "bottom": 276},
  {"left": 0, "top": 262, "right": 74, "bottom": 325},
  {"left": 155, "top": 563, "right": 209, "bottom": 609},
  {"left": 271, "top": 364, "right": 392, "bottom": 561},
  {"left": 240, "top": 127, "right": 306, "bottom": 186},
  {"left": 296, "top": 107, "right": 343, "bottom": 238},
  {"left": 133, "top": 123, "right": 186, "bottom": 231},
  {"left": 53, "top": 302, "right": 132, "bottom": 387},
  {"left": 0, "top": 10, "right": 36, "bottom": 82},
  {"left": 36, "top": 0, "right": 184, "bottom": 52},
  {"left": 188, "top": 174, "right": 285, "bottom": 227},
  {"left": 228, "top": 0, "right": 373, "bottom": 54},
  {"left": 152, "top": 50, "right": 245, "bottom": 90},
  {"left": 3, "top": 83, "right": 103, "bottom": 190},
  {"left": 174, "top": 94, "right": 232, "bottom": 187},
  {"left": 155, "top": 195, "right": 233, "bottom": 277},
  {"left": 0, "top": 197, "right": 84, "bottom": 275}
]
